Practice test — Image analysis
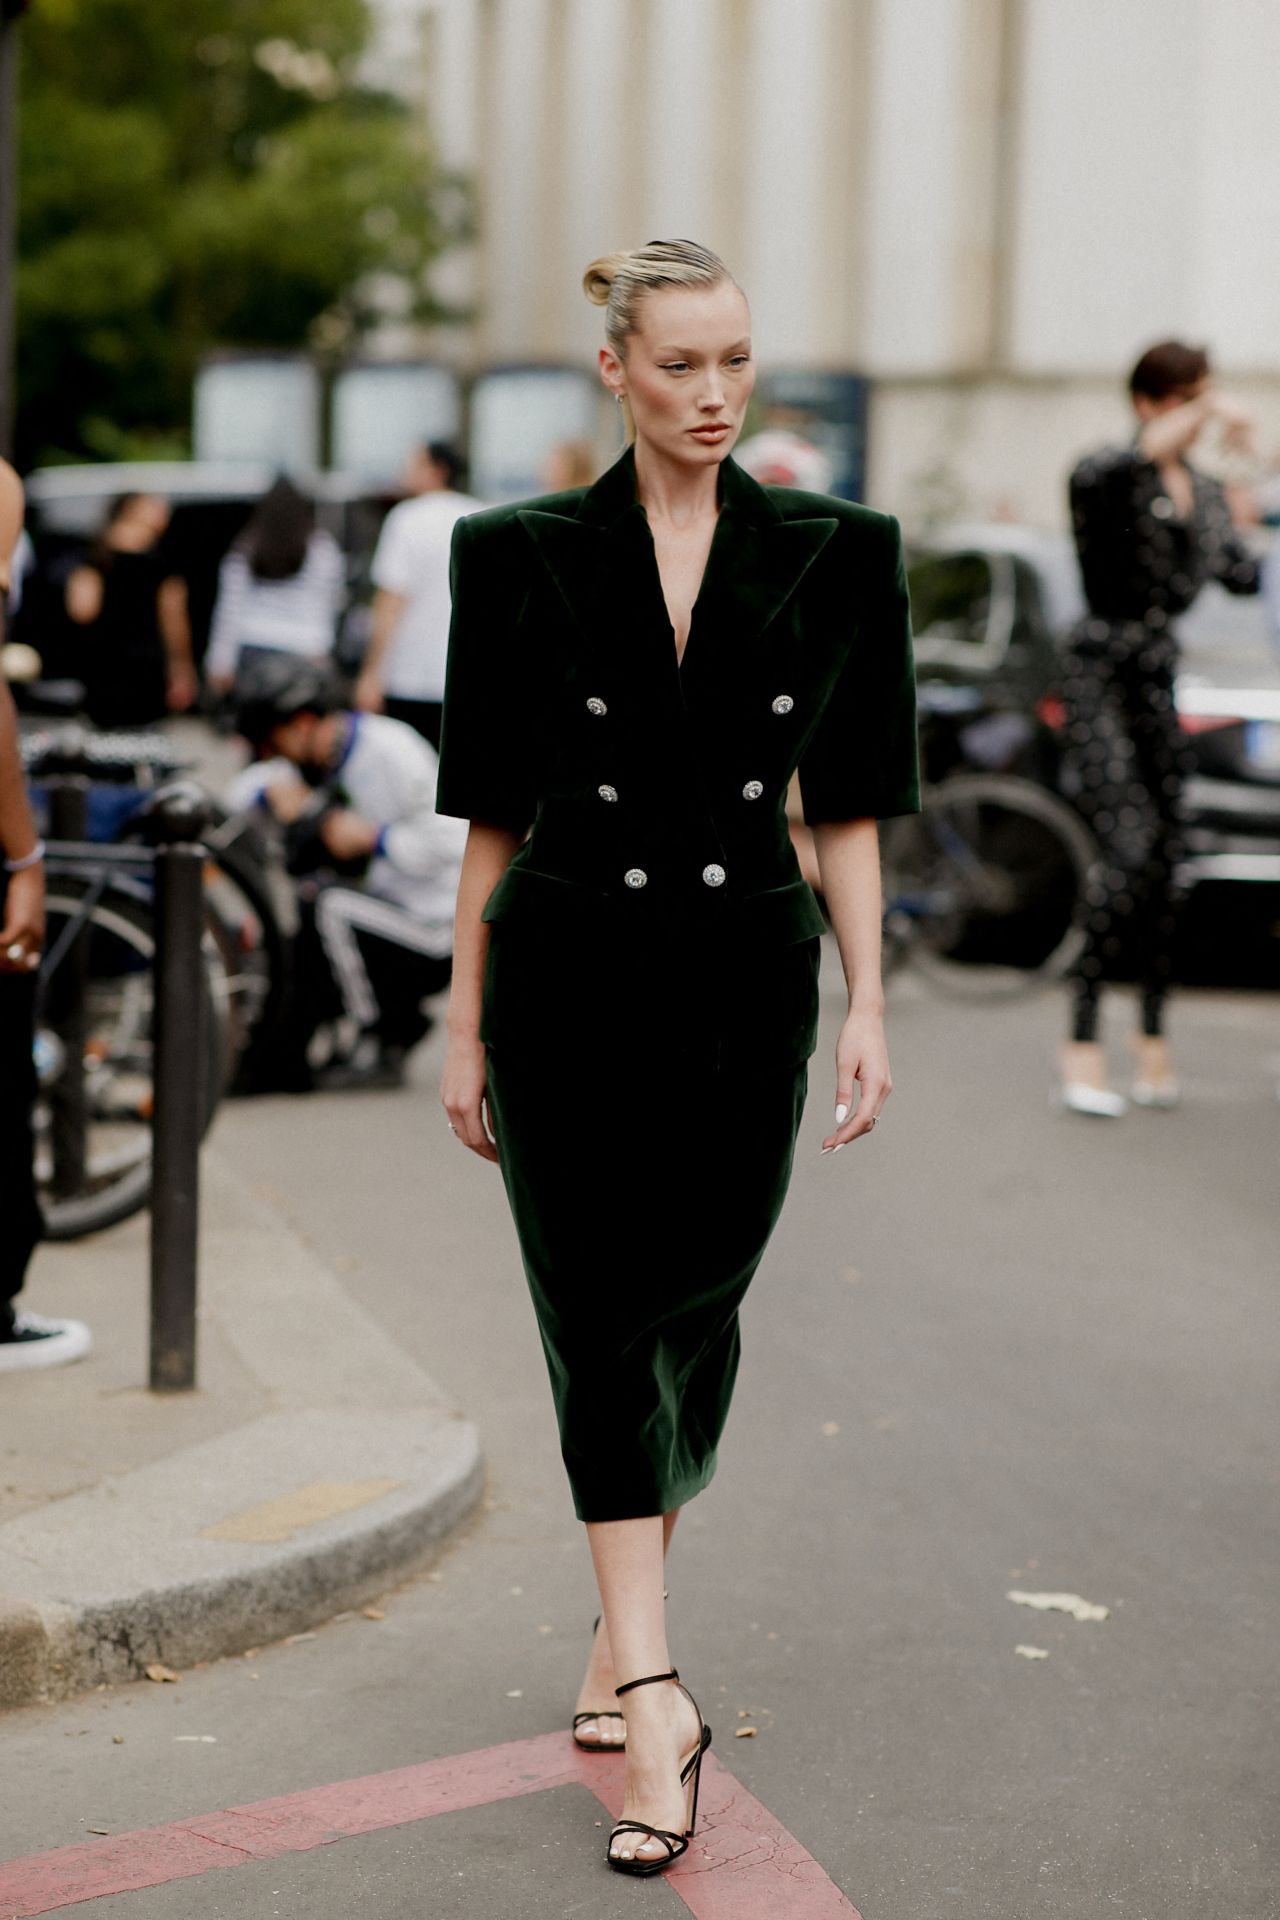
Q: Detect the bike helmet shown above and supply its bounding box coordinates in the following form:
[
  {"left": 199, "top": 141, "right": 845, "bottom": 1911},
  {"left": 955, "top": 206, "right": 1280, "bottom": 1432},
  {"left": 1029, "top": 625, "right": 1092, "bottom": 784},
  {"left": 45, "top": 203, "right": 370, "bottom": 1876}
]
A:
[{"left": 233, "top": 655, "right": 344, "bottom": 750}]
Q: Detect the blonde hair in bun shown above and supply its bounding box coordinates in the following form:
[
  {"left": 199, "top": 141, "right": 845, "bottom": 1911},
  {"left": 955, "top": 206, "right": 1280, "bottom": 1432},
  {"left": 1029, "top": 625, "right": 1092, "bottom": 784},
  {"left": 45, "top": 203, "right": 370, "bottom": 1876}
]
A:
[{"left": 582, "top": 239, "right": 738, "bottom": 441}]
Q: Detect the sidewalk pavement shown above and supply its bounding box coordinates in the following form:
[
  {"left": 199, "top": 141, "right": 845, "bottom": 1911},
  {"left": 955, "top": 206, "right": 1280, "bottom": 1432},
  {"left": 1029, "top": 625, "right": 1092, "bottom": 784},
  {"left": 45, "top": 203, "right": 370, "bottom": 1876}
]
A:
[{"left": 0, "top": 1149, "right": 483, "bottom": 1710}]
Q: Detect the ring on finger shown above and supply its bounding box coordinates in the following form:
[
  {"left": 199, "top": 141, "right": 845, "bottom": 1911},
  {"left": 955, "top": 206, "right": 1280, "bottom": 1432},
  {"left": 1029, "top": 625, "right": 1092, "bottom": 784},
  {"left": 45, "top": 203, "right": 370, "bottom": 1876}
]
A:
[{"left": 6, "top": 942, "right": 22, "bottom": 963}]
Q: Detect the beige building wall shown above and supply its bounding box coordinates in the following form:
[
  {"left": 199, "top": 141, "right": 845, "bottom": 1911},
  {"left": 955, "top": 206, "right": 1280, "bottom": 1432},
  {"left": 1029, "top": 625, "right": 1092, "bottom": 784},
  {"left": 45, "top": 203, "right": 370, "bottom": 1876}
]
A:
[{"left": 406, "top": 0, "right": 1280, "bottom": 528}]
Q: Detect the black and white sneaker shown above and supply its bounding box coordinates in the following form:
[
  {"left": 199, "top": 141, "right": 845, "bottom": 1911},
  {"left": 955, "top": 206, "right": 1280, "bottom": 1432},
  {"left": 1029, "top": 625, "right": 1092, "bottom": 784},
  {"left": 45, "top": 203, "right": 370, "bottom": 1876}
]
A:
[{"left": 0, "top": 1312, "right": 93, "bottom": 1372}]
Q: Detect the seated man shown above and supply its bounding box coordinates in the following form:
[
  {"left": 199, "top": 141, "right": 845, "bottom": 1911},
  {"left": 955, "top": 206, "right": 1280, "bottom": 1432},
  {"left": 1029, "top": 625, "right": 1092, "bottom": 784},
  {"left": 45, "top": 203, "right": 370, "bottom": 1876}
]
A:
[{"left": 230, "top": 658, "right": 466, "bottom": 1090}]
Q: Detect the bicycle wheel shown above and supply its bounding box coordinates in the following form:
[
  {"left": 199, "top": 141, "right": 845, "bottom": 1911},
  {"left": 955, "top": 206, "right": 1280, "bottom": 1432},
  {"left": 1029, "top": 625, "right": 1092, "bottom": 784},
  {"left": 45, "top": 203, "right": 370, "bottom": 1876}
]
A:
[
  {"left": 882, "top": 774, "right": 1099, "bottom": 1000},
  {"left": 36, "top": 877, "right": 227, "bottom": 1240}
]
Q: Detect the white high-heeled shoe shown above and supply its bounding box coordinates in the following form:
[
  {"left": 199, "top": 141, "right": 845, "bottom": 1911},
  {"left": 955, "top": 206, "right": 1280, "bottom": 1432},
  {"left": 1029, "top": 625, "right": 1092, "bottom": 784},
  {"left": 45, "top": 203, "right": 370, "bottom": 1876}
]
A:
[
  {"left": 1058, "top": 1081, "right": 1128, "bottom": 1118},
  {"left": 1130, "top": 1079, "right": 1180, "bottom": 1109}
]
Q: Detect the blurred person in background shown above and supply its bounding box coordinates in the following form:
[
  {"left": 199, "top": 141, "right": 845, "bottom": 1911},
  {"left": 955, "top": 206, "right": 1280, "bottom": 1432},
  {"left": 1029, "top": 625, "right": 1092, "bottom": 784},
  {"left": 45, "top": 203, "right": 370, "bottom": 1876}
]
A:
[
  {"left": 354, "top": 440, "right": 481, "bottom": 749},
  {"left": 230, "top": 656, "right": 465, "bottom": 1092},
  {"left": 64, "top": 493, "right": 197, "bottom": 727},
  {"left": 541, "top": 439, "right": 599, "bottom": 491},
  {"left": 205, "top": 476, "right": 345, "bottom": 699},
  {"left": 735, "top": 425, "right": 833, "bottom": 494},
  {"left": 1059, "top": 340, "right": 1260, "bottom": 1116},
  {"left": 437, "top": 238, "right": 918, "bottom": 1877},
  {"left": 0, "top": 459, "right": 91, "bottom": 1370}
]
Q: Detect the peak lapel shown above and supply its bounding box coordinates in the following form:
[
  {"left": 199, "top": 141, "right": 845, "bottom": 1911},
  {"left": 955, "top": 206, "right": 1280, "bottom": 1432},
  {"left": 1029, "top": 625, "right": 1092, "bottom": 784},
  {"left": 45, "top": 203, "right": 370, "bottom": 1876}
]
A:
[
  {"left": 689, "top": 513, "right": 839, "bottom": 670},
  {"left": 516, "top": 508, "right": 618, "bottom": 646}
]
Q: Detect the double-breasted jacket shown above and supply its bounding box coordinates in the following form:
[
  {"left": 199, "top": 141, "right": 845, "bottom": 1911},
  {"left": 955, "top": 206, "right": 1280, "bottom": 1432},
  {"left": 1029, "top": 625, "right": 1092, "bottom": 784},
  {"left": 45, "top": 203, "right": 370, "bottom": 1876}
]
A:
[{"left": 436, "top": 447, "right": 919, "bottom": 1069}]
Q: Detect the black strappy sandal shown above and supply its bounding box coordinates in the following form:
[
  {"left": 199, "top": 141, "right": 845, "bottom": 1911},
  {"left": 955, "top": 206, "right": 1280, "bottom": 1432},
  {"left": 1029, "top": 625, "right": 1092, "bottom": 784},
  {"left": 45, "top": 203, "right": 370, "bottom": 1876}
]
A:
[
  {"left": 572, "top": 1618, "right": 626, "bottom": 1751},
  {"left": 606, "top": 1668, "right": 712, "bottom": 1877}
]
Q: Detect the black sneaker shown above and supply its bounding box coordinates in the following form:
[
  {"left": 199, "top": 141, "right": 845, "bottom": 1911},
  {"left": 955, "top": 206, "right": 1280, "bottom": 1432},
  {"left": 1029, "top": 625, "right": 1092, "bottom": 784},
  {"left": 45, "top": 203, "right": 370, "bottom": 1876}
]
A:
[
  {"left": 0, "top": 1311, "right": 93, "bottom": 1372},
  {"left": 313, "top": 1044, "right": 408, "bottom": 1093}
]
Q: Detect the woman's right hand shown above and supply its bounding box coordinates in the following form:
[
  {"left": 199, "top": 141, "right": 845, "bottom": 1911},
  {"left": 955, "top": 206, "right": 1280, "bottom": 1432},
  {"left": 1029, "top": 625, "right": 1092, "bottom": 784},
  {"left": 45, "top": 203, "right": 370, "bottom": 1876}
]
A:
[{"left": 442, "top": 1032, "right": 498, "bottom": 1163}]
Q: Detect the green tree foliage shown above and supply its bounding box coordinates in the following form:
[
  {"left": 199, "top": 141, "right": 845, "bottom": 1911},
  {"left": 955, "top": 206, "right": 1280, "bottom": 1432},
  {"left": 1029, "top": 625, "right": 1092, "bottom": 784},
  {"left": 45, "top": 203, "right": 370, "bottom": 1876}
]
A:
[{"left": 16, "top": 0, "right": 469, "bottom": 465}]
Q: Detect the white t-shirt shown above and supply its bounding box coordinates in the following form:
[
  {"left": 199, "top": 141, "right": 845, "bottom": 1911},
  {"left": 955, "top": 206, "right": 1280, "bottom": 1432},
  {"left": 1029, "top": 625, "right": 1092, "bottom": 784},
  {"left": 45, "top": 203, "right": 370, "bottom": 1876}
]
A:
[{"left": 370, "top": 490, "right": 483, "bottom": 701}]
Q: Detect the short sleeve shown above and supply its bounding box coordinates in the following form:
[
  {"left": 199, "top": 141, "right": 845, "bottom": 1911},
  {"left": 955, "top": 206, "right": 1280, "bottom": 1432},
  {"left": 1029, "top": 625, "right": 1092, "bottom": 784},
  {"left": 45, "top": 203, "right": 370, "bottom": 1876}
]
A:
[
  {"left": 435, "top": 515, "right": 537, "bottom": 829},
  {"left": 370, "top": 503, "right": 416, "bottom": 595},
  {"left": 1202, "top": 482, "right": 1261, "bottom": 598},
  {"left": 798, "top": 515, "right": 920, "bottom": 825},
  {"left": 1068, "top": 447, "right": 1141, "bottom": 604}
]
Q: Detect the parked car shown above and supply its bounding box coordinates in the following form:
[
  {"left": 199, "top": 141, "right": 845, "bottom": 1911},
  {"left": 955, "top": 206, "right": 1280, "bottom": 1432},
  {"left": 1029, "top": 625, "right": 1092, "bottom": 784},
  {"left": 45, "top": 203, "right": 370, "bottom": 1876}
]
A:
[{"left": 906, "top": 525, "right": 1280, "bottom": 910}]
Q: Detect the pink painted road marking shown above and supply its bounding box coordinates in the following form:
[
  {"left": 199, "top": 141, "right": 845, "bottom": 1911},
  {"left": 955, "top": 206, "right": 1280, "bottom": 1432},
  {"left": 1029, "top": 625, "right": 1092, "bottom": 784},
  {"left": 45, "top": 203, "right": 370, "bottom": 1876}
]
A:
[{"left": 0, "top": 1732, "right": 861, "bottom": 1919}]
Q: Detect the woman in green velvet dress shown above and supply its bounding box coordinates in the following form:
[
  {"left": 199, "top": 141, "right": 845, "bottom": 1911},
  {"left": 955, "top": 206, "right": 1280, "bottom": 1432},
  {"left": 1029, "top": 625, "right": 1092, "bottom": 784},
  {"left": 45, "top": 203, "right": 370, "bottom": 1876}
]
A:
[{"left": 437, "top": 240, "right": 918, "bottom": 1877}]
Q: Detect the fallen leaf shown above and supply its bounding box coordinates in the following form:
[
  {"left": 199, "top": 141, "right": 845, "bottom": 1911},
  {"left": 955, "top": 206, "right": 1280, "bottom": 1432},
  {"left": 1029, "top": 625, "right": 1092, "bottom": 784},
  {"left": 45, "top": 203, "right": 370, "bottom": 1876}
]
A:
[
  {"left": 284, "top": 1632, "right": 318, "bottom": 1645},
  {"left": 506, "top": 1689, "right": 523, "bottom": 1698},
  {"left": 821, "top": 1421, "right": 840, "bottom": 1438},
  {"left": 243, "top": 1649, "right": 261, "bottom": 1661},
  {"left": 1007, "top": 1589, "right": 1109, "bottom": 1623},
  {"left": 735, "top": 1726, "right": 757, "bottom": 1738},
  {"left": 144, "top": 1664, "right": 179, "bottom": 1684},
  {"left": 537, "top": 1623, "right": 553, "bottom": 1635},
  {"left": 112, "top": 1736, "right": 124, "bottom": 1745},
  {"left": 87, "top": 1827, "right": 110, "bottom": 1836},
  {"left": 361, "top": 1607, "right": 386, "bottom": 1621},
  {"left": 1015, "top": 1644, "right": 1049, "bottom": 1661}
]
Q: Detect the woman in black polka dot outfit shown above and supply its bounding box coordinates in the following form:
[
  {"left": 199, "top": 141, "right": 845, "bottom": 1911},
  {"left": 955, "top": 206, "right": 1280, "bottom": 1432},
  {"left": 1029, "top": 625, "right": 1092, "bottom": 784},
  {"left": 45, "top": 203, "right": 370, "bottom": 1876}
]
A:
[{"left": 1060, "top": 341, "right": 1260, "bottom": 1115}]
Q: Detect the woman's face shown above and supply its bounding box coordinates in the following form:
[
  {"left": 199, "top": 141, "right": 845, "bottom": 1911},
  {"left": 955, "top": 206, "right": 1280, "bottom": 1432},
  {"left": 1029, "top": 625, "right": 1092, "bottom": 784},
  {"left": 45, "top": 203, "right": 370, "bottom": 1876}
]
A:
[
  {"left": 602, "top": 281, "right": 755, "bottom": 469},
  {"left": 109, "top": 494, "right": 171, "bottom": 548}
]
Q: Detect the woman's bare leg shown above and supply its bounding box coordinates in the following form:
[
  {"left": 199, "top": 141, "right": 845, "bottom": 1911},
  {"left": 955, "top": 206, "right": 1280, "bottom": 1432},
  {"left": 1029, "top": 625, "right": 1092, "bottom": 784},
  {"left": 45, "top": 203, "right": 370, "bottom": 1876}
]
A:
[
  {"left": 574, "top": 1508, "right": 679, "bottom": 1743},
  {"left": 587, "top": 1514, "right": 702, "bottom": 1865}
]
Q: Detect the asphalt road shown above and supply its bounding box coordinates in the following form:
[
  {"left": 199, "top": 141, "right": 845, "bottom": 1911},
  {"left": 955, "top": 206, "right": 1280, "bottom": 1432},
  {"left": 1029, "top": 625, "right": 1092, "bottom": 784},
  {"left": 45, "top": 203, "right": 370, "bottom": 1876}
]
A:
[{"left": 2, "top": 955, "right": 1276, "bottom": 1919}]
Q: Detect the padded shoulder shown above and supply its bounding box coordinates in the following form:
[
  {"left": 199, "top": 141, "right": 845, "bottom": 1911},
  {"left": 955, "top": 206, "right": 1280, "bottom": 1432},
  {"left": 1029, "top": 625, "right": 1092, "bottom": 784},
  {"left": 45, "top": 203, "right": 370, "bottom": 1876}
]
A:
[
  {"left": 456, "top": 487, "right": 591, "bottom": 545},
  {"left": 765, "top": 487, "right": 898, "bottom": 543}
]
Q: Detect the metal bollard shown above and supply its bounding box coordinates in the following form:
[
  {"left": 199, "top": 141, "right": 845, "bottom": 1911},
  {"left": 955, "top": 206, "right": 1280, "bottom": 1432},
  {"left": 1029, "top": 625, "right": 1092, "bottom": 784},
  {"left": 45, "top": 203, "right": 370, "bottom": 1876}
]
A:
[{"left": 147, "top": 785, "right": 210, "bottom": 1393}]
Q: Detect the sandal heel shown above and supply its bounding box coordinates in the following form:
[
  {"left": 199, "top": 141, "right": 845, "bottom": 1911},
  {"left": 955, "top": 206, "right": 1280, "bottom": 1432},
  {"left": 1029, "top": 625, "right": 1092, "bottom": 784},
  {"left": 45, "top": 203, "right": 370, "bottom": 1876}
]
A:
[{"left": 606, "top": 1669, "right": 712, "bottom": 1877}]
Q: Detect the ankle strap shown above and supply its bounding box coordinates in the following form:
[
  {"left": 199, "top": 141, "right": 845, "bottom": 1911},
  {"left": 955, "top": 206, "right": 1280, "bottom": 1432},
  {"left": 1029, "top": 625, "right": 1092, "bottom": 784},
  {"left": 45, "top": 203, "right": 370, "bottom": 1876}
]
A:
[{"left": 615, "top": 1667, "right": 679, "bottom": 1699}]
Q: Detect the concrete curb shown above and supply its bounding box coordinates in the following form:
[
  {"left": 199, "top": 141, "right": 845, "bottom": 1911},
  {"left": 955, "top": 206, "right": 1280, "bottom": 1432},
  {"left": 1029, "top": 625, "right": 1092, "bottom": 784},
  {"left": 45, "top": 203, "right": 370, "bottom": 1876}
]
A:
[{"left": 0, "top": 1152, "right": 485, "bottom": 1709}]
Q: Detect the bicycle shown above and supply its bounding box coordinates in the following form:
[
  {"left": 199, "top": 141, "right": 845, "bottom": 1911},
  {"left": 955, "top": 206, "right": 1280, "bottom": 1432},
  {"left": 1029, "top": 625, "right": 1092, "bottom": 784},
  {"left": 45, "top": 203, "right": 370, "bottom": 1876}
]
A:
[
  {"left": 880, "top": 687, "right": 1101, "bottom": 1000},
  {"left": 23, "top": 726, "right": 289, "bottom": 1237}
]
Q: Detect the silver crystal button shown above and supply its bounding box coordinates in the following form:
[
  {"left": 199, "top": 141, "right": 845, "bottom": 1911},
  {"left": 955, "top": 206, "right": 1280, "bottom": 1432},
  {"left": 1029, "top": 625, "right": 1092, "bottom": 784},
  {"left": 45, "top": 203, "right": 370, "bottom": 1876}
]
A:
[
  {"left": 624, "top": 867, "right": 647, "bottom": 889},
  {"left": 702, "top": 863, "right": 726, "bottom": 887},
  {"left": 771, "top": 694, "right": 794, "bottom": 715},
  {"left": 598, "top": 784, "right": 619, "bottom": 803},
  {"left": 586, "top": 696, "right": 608, "bottom": 716},
  {"left": 742, "top": 779, "right": 764, "bottom": 800}
]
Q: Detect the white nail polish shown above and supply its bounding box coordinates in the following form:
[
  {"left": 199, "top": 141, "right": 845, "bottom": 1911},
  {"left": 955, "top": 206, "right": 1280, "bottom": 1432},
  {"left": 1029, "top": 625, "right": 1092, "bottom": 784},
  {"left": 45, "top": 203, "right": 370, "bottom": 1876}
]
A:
[
  {"left": 833, "top": 1142, "right": 846, "bottom": 1154},
  {"left": 835, "top": 1104, "right": 848, "bottom": 1124}
]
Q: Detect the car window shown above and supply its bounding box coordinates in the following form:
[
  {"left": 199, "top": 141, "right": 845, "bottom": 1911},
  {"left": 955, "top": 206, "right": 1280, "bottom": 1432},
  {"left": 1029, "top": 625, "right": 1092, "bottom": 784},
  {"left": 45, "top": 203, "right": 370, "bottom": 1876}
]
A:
[{"left": 907, "top": 552, "right": 994, "bottom": 658}]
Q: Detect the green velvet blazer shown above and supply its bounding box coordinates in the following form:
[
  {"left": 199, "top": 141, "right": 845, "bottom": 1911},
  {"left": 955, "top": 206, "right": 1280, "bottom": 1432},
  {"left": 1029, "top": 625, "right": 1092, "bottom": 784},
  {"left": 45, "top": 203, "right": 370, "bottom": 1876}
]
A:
[{"left": 436, "top": 447, "right": 919, "bottom": 1069}]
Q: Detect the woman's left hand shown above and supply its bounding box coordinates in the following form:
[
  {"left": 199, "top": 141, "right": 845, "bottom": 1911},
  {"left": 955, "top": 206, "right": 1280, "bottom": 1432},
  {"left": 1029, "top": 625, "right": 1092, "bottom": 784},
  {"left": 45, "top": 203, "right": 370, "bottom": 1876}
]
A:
[
  {"left": 821, "top": 1007, "right": 892, "bottom": 1153},
  {"left": 0, "top": 865, "right": 45, "bottom": 973}
]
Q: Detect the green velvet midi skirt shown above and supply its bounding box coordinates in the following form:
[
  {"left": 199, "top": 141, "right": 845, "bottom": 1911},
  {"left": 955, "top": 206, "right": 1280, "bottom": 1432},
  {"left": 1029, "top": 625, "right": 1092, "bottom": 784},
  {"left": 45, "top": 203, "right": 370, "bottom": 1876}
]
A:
[{"left": 485, "top": 997, "right": 809, "bottom": 1522}]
